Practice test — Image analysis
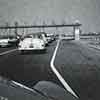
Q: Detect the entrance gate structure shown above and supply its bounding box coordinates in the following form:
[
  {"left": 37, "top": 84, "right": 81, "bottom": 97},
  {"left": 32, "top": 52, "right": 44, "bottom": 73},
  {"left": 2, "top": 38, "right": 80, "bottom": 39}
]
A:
[{"left": 0, "top": 21, "right": 82, "bottom": 40}]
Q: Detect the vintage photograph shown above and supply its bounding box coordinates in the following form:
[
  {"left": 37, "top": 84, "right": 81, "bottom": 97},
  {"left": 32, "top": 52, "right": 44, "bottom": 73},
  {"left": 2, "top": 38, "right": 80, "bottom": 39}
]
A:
[{"left": 0, "top": 0, "right": 99, "bottom": 100}]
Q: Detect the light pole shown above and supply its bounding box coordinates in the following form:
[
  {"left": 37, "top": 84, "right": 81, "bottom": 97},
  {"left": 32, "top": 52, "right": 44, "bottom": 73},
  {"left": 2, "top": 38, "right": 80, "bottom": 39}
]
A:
[{"left": 14, "top": 21, "right": 18, "bottom": 37}]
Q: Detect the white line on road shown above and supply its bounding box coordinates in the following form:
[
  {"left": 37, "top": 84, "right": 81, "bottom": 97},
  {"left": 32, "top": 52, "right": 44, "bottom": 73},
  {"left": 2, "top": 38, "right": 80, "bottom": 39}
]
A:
[
  {"left": 0, "top": 49, "right": 17, "bottom": 56},
  {"left": 50, "top": 39, "right": 79, "bottom": 98}
]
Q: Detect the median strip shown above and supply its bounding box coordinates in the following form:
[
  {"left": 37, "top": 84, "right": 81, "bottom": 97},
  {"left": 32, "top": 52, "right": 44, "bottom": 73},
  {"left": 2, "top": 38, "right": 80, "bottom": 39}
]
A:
[
  {"left": 0, "top": 49, "right": 17, "bottom": 56},
  {"left": 50, "top": 39, "right": 79, "bottom": 98}
]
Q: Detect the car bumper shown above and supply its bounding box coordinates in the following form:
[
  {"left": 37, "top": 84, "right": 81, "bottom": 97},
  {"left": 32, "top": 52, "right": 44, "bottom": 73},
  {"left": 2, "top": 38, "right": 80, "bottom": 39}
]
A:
[{"left": 18, "top": 47, "right": 46, "bottom": 51}]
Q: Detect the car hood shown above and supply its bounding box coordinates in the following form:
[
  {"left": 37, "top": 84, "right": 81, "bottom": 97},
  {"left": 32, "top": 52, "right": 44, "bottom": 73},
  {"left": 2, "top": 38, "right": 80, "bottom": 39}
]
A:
[
  {"left": 0, "top": 77, "right": 77, "bottom": 100},
  {"left": 0, "top": 78, "right": 50, "bottom": 100}
]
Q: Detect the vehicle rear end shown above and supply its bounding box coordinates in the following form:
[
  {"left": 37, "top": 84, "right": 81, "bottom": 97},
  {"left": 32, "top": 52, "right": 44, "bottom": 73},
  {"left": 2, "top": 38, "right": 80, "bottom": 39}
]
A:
[{"left": 18, "top": 38, "right": 46, "bottom": 53}]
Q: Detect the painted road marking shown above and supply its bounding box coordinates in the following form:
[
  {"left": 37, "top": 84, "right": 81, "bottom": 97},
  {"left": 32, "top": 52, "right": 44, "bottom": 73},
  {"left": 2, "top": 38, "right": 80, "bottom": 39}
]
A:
[
  {"left": 0, "top": 49, "right": 17, "bottom": 56},
  {"left": 50, "top": 39, "right": 79, "bottom": 98}
]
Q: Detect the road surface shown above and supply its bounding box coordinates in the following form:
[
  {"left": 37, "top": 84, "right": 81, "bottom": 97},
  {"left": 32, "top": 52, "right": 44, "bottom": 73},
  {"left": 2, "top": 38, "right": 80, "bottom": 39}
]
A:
[
  {"left": 0, "top": 39, "right": 100, "bottom": 100},
  {"left": 55, "top": 40, "right": 100, "bottom": 100},
  {"left": 0, "top": 41, "right": 59, "bottom": 87}
]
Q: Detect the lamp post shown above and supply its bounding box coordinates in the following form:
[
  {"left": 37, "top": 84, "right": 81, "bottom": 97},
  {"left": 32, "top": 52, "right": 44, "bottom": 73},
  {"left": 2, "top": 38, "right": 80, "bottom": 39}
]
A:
[{"left": 14, "top": 21, "right": 18, "bottom": 37}]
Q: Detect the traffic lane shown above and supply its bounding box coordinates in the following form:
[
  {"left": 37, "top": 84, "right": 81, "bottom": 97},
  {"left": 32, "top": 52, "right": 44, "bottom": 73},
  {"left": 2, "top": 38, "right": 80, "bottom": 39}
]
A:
[
  {"left": 0, "top": 40, "right": 60, "bottom": 88},
  {"left": 55, "top": 40, "right": 100, "bottom": 100}
]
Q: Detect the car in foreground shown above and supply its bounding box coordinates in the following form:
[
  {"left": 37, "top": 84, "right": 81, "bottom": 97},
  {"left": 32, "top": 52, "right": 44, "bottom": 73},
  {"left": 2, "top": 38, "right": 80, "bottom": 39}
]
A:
[
  {"left": 18, "top": 33, "right": 46, "bottom": 53},
  {"left": 0, "top": 76, "right": 77, "bottom": 100}
]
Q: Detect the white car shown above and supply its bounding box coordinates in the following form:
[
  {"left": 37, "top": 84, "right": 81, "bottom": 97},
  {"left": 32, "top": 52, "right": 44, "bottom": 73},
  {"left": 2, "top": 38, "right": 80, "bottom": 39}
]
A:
[
  {"left": 37, "top": 32, "right": 48, "bottom": 46},
  {"left": 18, "top": 34, "right": 46, "bottom": 53},
  {"left": 46, "top": 33, "right": 55, "bottom": 43},
  {"left": 0, "top": 38, "right": 10, "bottom": 47}
]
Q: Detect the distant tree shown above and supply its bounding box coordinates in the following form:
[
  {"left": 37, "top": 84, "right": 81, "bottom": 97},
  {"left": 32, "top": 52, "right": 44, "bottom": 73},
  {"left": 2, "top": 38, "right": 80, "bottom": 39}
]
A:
[
  {"left": 51, "top": 20, "right": 56, "bottom": 25},
  {"left": 61, "top": 19, "right": 66, "bottom": 25},
  {"left": 14, "top": 21, "right": 18, "bottom": 36},
  {"left": 74, "top": 20, "right": 80, "bottom": 25},
  {"left": 5, "top": 22, "right": 10, "bottom": 37},
  {"left": 42, "top": 20, "right": 46, "bottom": 32}
]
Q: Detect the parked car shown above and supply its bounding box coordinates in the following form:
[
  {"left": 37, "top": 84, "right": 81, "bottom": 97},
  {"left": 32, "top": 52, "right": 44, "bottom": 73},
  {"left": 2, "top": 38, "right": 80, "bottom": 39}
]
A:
[
  {"left": 38, "top": 32, "right": 55, "bottom": 45},
  {"left": 0, "top": 38, "right": 10, "bottom": 47},
  {"left": 0, "top": 35, "right": 20, "bottom": 47},
  {"left": 39, "top": 32, "right": 48, "bottom": 46},
  {"left": 18, "top": 33, "right": 46, "bottom": 53},
  {"left": 46, "top": 33, "right": 56, "bottom": 43}
]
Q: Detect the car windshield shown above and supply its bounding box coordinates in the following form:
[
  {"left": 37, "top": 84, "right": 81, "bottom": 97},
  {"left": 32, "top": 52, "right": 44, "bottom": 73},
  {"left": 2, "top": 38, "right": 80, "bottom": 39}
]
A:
[
  {"left": 33, "top": 34, "right": 43, "bottom": 39},
  {"left": 24, "top": 34, "right": 43, "bottom": 39}
]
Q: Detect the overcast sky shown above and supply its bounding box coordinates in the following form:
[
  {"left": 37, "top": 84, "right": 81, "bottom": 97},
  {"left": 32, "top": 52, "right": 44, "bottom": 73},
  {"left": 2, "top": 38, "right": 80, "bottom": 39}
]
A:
[{"left": 0, "top": 0, "right": 100, "bottom": 33}]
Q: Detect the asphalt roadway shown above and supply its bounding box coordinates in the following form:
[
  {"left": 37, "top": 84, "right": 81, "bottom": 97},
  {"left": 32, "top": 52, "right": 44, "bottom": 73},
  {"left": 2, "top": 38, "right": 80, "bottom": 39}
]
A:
[
  {"left": 0, "top": 39, "right": 100, "bottom": 100},
  {"left": 0, "top": 41, "right": 59, "bottom": 87},
  {"left": 55, "top": 40, "right": 100, "bottom": 100}
]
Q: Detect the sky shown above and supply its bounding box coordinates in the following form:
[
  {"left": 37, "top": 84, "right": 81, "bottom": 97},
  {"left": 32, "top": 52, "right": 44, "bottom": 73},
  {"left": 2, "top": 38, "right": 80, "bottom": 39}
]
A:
[{"left": 0, "top": 0, "right": 100, "bottom": 33}]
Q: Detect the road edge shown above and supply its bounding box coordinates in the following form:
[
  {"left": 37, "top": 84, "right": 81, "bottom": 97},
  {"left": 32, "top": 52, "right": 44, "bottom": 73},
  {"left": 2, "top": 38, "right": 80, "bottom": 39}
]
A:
[{"left": 50, "top": 39, "right": 79, "bottom": 99}]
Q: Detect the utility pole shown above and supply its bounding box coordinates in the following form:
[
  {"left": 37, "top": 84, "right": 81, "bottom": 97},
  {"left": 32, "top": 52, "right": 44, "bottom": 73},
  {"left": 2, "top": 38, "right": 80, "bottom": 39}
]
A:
[
  {"left": 61, "top": 19, "right": 66, "bottom": 35},
  {"left": 33, "top": 20, "right": 36, "bottom": 33},
  {"left": 5, "top": 22, "right": 10, "bottom": 38},
  {"left": 52, "top": 20, "right": 57, "bottom": 34},
  {"left": 42, "top": 20, "right": 46, "bottom": 32},
  {"left": 14, "top": 21, "right": 18, "bottom": 37}
]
